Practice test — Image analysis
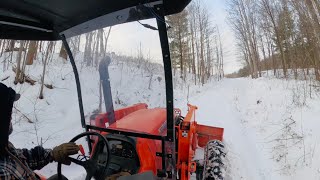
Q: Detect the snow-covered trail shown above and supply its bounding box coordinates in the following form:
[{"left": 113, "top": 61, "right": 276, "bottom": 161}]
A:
[
  {"left": 187, "top": 79, "right": 281, "bottom": 180},
  {"left": 3, "top": 55, "right": 318, "bottom": 180}
]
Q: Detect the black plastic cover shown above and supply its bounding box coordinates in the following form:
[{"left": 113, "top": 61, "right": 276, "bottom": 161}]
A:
[{"left": 0, "top": 0, "right": 191, "bottom": 40}]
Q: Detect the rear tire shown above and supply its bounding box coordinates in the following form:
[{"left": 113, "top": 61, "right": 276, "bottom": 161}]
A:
[{"left": 203, "top": 140, "right": 226, "bottom": 180}]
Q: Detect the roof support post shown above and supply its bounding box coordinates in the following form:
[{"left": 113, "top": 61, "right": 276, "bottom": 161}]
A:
[
  {"left": 155, "top": 5, "right": 176, "bottom": 179},
  {"left": 155, "top": 7, "right": 174, "bottom": 143},
  {"left": 61, "top": 35, "right": 86, "bottom": 127},
  {"left": 61, "top": 34, "right": 92, "bottom": 152}
]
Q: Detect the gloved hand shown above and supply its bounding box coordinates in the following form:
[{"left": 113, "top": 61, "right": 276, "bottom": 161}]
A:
[{"left": 51, "top": 142, "right": 80, "bottom": 165}]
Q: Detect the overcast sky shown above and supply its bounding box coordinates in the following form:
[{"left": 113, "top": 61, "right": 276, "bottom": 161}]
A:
[{"left": 107, "top": 0, "right": 242, "bottom": 74}]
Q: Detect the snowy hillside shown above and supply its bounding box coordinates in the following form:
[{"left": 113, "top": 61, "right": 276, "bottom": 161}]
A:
[{"left": 1, "top": 53, "right": 320, "bottom": 179}]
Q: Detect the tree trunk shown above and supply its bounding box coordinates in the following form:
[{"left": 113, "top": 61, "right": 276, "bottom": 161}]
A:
[
  {"left": 104, "top": 27, "right": 112, "bottom": 53},
  {"left": 39, "top": 42, "right": 53, "bottom": 99},
  {"left": 26, "top": 41, "right": 38, "bottom": 65},
  {"left": 59, "top": 44, "right": 68, "bottom": 60},
  {"left": 14, "top": 41, "right": 24, "bottom": 84},
  {"left": 19, "top": 41, "right": 29, "bottom": 83}
]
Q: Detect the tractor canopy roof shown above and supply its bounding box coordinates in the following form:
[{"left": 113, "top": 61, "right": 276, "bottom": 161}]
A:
[{"left": 0, "top": 0, "right": 191, "bottom": 40}]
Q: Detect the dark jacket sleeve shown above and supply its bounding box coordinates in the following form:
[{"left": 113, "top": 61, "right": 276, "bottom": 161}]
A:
[{"left": 16, "top": 146, "right": 53, "bottom": 170}]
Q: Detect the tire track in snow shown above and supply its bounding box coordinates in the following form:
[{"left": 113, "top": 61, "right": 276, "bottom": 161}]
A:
[{"left": 188, "top": 79, "right": 271, "bottom": 180}]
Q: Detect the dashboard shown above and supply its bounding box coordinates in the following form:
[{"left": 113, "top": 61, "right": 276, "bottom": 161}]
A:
[
  {"left": 109, "top": 140, "right": 135, "bottom": 158},
  {"left": 96, "top": 136, "right": 140, "bottom": 176}
]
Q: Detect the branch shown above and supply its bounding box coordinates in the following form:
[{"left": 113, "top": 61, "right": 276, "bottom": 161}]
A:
[
  {"left": 14, "top": 107, "right": 34, "bottom": 123},
  {"left": 1, "top": 76, "right": 10, "bottom": 81}
]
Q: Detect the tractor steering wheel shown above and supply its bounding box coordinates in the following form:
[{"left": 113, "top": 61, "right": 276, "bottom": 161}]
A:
[{"left": 57, "top": 131, "right": 110, "bottom": 180}]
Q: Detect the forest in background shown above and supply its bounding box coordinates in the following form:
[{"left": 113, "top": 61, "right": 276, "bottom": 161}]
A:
[
  {"left": 0, "top": 0, "right": 224, "bottom": 102},
  {"left": 227, "top": 0, "right": 320, "bottom": 80},
  {"left": 166, "top": 0, "right": 224, "bottom": 85}
]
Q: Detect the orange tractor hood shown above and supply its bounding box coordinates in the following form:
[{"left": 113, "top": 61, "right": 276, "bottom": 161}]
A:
[{"left": 109, "top": 108, "right": 167, "bottom": 135}]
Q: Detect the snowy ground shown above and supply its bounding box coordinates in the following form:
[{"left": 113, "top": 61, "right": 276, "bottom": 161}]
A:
[
  {"left": 188, "top": 78, "right": 320, "bottom": 180},
  {"left": 2, "top": 56, "right": 320, "bottom": 179}
]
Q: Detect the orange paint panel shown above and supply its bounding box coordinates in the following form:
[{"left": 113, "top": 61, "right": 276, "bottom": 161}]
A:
[
  {"left": 196, "top": 123, "right": 224, "bottom": 147},
  {"left": 110, "top": 108, "right": 167, "bottom": 134},
  {"left": 177, "top": 104, "right": 198, "bottom": 179},
  {"left": 114, "top": 103, "right": 148, "bottom": 120},
  {"left": 136, "top": 139, "right": 158, "bottom": 174},
  {"left": 181, "top": 162, "right": 188, "bottom": 180},
  {"left": 90, "top": 103, "right": 148, "bottom": 130}
]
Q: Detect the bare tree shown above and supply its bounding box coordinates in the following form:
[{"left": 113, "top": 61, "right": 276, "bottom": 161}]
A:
[
  {"left": 59, "top": 43, "right": 68, "bottom": 60},
  {"left": 228, "top": 0, "right": 260, "bottom": 78},
  {"left": 14, "top": 40, "right": 25, "bottom": 84},
  {"left": 26, "top": 41, "right": 38, "bottom": 65},
  {"left": 39, "top": 42, "right": 53, "bottom": 99}
]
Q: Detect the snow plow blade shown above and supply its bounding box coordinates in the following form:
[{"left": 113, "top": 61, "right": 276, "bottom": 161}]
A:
[{"left": 196, "top": 124, "right": 224, "bottom": 147}]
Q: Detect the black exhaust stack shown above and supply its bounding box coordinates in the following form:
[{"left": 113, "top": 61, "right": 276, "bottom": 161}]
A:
[{"left": 99, "top": 56, "right": 115, "bottom": 125}]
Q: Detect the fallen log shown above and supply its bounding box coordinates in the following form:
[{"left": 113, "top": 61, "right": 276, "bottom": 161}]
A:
[
  {"left": 12, "top": 67, "right": 54, "bottom": 89},
  {"left": 12, "top": 66, "right": 36, "bottom": 85},
  {"left": 5, "top": 47, "right": 26, "bottom": 52},
  {"left": 44, "top": 84, "right": 53, "bottom": 89}
]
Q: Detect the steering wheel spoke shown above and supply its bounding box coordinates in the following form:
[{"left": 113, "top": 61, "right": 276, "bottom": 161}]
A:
[
  {"left": 85, "top": 173, "right": 93, "bottom": 180},
  {"left": 68, "top": 157, "right": 87, "bottom": 166}
]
